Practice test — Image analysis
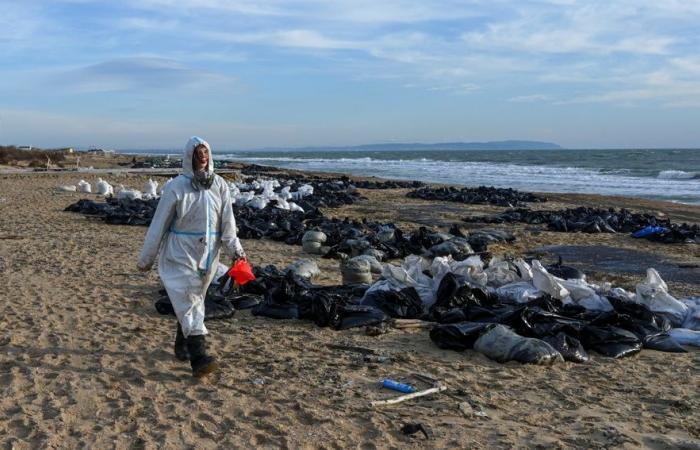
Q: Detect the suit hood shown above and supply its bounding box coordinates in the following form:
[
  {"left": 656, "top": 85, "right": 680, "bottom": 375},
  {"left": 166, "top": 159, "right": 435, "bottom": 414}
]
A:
[{"left": 183, "top": 136, "right": 214, "bottom": 177}]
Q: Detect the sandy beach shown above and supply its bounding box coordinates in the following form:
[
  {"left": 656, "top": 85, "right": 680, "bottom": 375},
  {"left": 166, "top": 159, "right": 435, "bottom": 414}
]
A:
[{"left": 1, "top": 169, "right": 699, "bottom": 449}]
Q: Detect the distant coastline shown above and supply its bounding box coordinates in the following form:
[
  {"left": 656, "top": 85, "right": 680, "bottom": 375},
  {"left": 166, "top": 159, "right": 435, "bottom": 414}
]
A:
[
  {"left": 119, "top": 140, "right": 562, "bottom": 154},
  {"left": 246, "top": 140, "right": 562, "bottom": 152}
]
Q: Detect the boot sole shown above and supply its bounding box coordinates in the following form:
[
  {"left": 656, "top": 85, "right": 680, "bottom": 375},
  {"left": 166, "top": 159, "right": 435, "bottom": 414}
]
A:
[{"left": 193, "top": 360, "right": 219, "bottom": 378}]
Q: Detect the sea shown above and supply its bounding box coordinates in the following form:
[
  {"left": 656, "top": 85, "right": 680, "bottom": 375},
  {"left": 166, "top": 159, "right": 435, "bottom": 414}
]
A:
[{"left": 129, "top": 148, "right": 700, "bottom": 205}]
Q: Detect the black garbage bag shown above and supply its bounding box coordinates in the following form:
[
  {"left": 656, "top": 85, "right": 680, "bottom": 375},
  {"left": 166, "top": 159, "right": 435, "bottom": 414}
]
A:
[
  {"left": 251, "top": 271, "right": 303, "bottom": 320},
  {"left": 431, "top": 307, "right": 470, "bottom": 324},
  {"left": 518, "top": 308, "right": 587, "bottom": 339},
  {"left": 545, "top": 257, "right": 584, "bottom": 280},
  {"left": 435, "top": 304, "right": 526, "bottom": 327},
  {"left": 428, "top": 240, "right": 473, "bottom": 259},
  {"left": 465, "top": 234, "right": 491, "bottom": 254},
  {"left": 642, "top": 332, "right": 687, "bottom": 353},
  {"left": 263, "top": 270, "right": 311, "bottom": 303},
  {"left": 361, "top": 287, "right": 424, "bottom": 319},
  {"left": 591, "top": 302, "right": 675, "bottom": 350},
  {"left": 154, "top": 293, "right": 235, "bottom": 320},
  {"left": 543, "top": 332, "right": 589, "bottom": 363},
  {"left": 432, "top": 273, "right": 497, "bottom": 317},
  {"left": 435, "top": 272, "right": 461, "bottom": 303},
  {"left": 154, "top": 295, "right": 174, "bottom": 316},
  {"left": 524, "top": 294, "right": 564, "bottom": 313},
  {"left": 204, "top": 294, "right": 236, "bottom": 320},
  {"left": 466, "top": 229, "right": 515, "bottom": 253},
  {"left": 429, "top": 322, "right": 491, "bottom": 351},
  {"left": 581, "top": 325, "right": 642, "bottom": 358},
  {"left": 310, "top": 292, "right": 340, "bottom": 327},
  {"left": 252, "top": 300, "right": 299, "bottom": 320},
  {"left": 473, "top": 324, "right": 563, "bottom": 365},
  {"left": 230, "top": 295, "right": 262, "bottom": 310},
  {"left": 240, "top": 265, "right": 287, "bottom": 295},
  {"left": 205, "top": 293, "right": 237, "bottom": 320},
  {"left": 607, "top": 296, "right": 672, "bottom": 332},
  {"left": 617, "top": 317, "right": 674, "bottom": 345},
  {"left": 331, "top": 304, "right": 388, "bottom": 330}
]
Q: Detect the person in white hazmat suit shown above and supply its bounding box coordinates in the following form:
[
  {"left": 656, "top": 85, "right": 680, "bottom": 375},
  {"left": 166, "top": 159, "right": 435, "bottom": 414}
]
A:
[{"left": 137, "top": 136, "right": 245, "bottom": 378}]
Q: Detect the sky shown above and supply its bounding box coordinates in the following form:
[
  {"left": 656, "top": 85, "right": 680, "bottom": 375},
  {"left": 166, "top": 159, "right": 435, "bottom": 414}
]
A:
[{"left": 1, "top": 0, "right": 700, "bottom": 150}]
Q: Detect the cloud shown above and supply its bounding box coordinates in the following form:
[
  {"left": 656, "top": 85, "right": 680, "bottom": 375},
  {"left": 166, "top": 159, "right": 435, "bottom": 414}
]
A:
[
  {"left": 115, "top": 17, "right": 180, "bottom": 32},
  {"left": 669, "top": 57, "right": 700, "bottom": 76},
  {"left": 508, "top": 94, "right": 550, "bottom": 103},
  {"left": 124, "top": 0, "right": 287, "bottom": 17},
  {"left": 460, "top": 4, "right": 678, "bottom": 56},
  {"left": 202, "top": 29, "right": 361, "bottom": 50},
  {"left": 5, "top": 0, "right": 700, "bottom": 149},
  {"left": 51, "top": 57, "right": 236, "bottom": 93},
  {"left": 0, "top": 3, "right": 55, "bottom": 51},
  {"left": 24, "top": 1, "right": 700, "bottom": 106},
  {"left": 127, "top": 0, "right": 484, "bottom": 24},
  {"left": 558, "top": 77, "right": 700, "bottom": 107},
  {"left": 180, "top": 1, "right": 700, "bottom": 106},
  {"left": 0, "top": 107, "right": 298, "bottom": 148}
]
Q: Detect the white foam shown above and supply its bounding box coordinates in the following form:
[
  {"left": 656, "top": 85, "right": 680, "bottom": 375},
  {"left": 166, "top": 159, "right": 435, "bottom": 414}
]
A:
[
  {"left": 219, "top": 154, "right": 700, "bottom": 204},
  {"left": 658, "top": 170, "right": 697, "bottom": 179}
]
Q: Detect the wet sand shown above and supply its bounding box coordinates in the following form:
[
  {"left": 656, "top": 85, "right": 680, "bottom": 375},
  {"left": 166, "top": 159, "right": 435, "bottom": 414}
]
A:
[{"left": 1, "top": 170, "right": 699, "bottom": 449}]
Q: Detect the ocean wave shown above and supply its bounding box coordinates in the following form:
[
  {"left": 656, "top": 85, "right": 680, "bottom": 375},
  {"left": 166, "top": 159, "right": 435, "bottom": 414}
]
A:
[
  {"left": 218, "top": 155, "right": 442, "bottom": 165},
  {"left": 213, "top": 153, "right": 700, "bottom": 204},
  {"left": 657, "top": 170, "right": 698, "bottom": 179},
  {"left": 598, "top": 168, "right": 631, "bottom": 175}
]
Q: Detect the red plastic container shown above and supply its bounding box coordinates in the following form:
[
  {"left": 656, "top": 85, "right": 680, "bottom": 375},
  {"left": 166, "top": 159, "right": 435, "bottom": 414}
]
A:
[{"left": 228, "top": 258, "right": 256, "bottom": 285}]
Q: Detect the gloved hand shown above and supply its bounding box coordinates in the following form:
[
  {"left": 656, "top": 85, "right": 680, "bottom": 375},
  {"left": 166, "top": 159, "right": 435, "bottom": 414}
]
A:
[
  {"left": 234, "top": 249, "right": 247, "bottom": 261},
  {"left": 137, "top": 262, "right": 152, "bottom": 272}
]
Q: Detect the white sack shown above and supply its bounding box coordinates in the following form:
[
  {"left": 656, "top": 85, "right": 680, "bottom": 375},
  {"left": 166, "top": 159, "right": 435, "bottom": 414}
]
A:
[
  {"left": 635, "top": 268, "right": 689, "bottom": 327},
  {"left": 78, "top": 180, "right": 92, "bottom": 193}
]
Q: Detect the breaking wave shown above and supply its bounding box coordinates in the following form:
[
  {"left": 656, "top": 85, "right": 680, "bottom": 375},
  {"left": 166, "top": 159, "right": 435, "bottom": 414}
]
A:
[
  {"left": 218, "top": 154, "right": 700, "bottom": 204},
  {"left": 657, "top": 170, "right": 699, "bottom": 179}
]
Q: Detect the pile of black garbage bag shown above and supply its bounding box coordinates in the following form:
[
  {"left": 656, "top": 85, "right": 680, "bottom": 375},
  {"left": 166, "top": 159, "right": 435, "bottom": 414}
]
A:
[
  {"left": 239, "top": 165, "right": 424, "bottom": 190},
  {"left": 63, "top": 178, "right": 364, "bottom": 225},
  {"left": 428, "top": 272, "right": 687, "bottom": 363},
  {"left": 154, "top": 260, "right": 688, "bottom": 363},
  {"left": 155, "top": 264, "right": 429, "bottom": 331},
  {"left": 243, "top": 266, "right": 390, "bottom": 329},
  {"left": 352, "top": 179, "right": 425, "bottom": 189},
  {"left": 240, "top": 164, "right": 282, "bottom": 175},
  {"left": 407, "top": 185, "right": 547, "bottom": 207},
  {"left": 66, "top": 193, "right": 515, "bottom": 260},
  {"left": 237, "top": 178, "right": 367, "bottom": 208},
  {"left": 229, "top": 200, "right": 515, "bottom": 259},
  {"left": 64, "top": 197, "right": 158, "bottom": 226},
  {"left": 288, "top": 180, "right": 366, "bottom": 208},
  {"left": 155, "top": 265, "right": 389, "bottom": 330},
  {"left": 464, "top": 207, "right": 700, "bottom": 243}
]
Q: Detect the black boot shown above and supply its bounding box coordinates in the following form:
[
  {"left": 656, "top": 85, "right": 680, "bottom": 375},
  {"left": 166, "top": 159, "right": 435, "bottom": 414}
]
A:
[
  {"left": 174, "top": 322, "right": 189, "bottom": 361},
  {"left": 186, "top": 335, "right": 219, "bottom": 378}
]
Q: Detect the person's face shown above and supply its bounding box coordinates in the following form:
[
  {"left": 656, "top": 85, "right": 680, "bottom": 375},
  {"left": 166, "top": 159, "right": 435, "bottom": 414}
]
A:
[{"left": 194, "top": 145, "right": 209, "bottom": 171}]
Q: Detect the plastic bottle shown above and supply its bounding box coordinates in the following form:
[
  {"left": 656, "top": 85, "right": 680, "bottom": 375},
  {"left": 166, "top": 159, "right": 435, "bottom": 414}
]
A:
[{"left": 382, "top": 379, "right": 416, "bottom": 394}]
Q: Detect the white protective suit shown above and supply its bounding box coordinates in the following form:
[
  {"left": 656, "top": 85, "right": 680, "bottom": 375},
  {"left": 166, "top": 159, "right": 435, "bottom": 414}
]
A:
[{"left": 137, "top": 136, "right": 244, "bottom": 337}]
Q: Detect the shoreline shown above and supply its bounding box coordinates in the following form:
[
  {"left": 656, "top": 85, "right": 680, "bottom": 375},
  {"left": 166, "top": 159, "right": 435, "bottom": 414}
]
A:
[{"left": 5, "top": 150, "right": 700, "bottom": 210}]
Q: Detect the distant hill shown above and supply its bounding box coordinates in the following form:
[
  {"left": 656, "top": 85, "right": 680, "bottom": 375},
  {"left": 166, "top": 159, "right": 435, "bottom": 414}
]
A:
[
  {"left": 119, "top": 140, "right": 562, "bottom": 154},
  {"left": 253, "top": 140, "right": 562, "bottom": 152}
]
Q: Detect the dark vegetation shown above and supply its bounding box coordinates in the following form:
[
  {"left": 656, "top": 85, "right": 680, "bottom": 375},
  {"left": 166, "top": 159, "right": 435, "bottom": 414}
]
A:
[{"left": 0, "top": 145, "right": 68, "bottom": 166}]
